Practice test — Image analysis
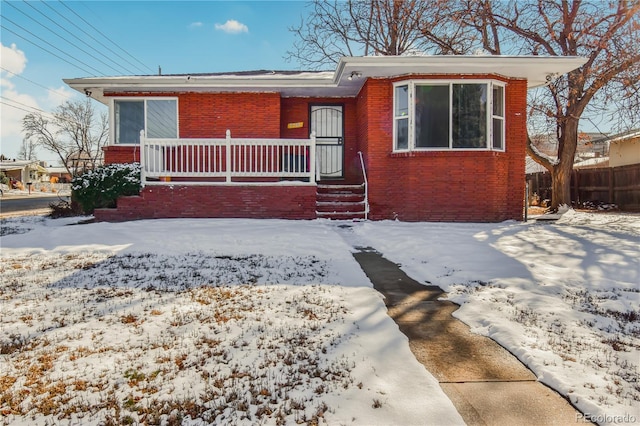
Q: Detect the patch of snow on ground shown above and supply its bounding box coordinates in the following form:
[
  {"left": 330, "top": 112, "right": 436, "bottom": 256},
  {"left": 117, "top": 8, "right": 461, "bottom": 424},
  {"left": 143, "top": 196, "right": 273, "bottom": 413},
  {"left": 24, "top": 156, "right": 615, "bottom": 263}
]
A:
[
  {"left": 0, "top": 217, "right": 464, "bottom": 425},
  {"left": 349, "top": 211, "right": 640, "bottom": 425}
]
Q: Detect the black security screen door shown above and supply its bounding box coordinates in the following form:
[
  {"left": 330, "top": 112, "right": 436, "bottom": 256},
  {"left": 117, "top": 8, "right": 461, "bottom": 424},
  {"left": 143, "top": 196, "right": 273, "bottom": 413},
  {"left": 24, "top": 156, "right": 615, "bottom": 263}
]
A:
[{"left": 310, "top": 105, "right": 344, "bottom": 179}]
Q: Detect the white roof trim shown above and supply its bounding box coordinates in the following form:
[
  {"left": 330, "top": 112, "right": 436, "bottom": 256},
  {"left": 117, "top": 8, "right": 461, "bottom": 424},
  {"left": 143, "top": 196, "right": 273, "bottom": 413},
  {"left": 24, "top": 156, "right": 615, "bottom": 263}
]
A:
[{"left": 64, "top": 55, "right": 587, "bottom": 104}]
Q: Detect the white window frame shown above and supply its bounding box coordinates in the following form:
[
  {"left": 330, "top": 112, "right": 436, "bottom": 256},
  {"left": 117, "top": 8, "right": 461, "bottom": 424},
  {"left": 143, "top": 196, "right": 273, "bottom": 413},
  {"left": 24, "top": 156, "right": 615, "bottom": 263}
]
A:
[
  {"left": 491, "top": 84, "right": 505, "bottom": 150},
  {"left": 392, "top": 80, "right": 505, "bottom": 152},
  {"left": 110, "top": 97, "right": 179, "bottom": 145}
]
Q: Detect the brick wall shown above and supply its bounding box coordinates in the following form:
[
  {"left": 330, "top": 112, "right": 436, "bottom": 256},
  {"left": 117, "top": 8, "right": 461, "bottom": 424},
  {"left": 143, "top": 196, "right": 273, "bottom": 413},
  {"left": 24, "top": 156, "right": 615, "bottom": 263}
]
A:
[
  {"left": 103, "top": 145, "right": 140, "bottom": 165},
  {"left": 103, "top": 92, "right": 281, "bottom": 165},
  {"left": 94, "top": 184, "right": 317, "bottom": 221},
  {"left": 178, "top": 92, "right": 280, "bottom": 138},
  {"left": 358, "top": 75, "right": 527, "bottom": 222}
]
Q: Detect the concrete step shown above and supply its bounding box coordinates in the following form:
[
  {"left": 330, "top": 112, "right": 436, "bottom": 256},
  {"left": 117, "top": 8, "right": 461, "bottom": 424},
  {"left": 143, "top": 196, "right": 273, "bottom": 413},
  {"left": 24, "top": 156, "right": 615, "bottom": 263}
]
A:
[
  {"left": 315, "top": 183, "right": 367, "bottom": 220},
  {"left": 316, "top": 184, "right": 364, "bottom": 195},
  {"left": 316, "top": 210, "right": 366, "bottom": 220},
  {"left": 316, "top": 192, "right": 364, "bottom": 203},
  {"left": 316, "top": 201, "right": 365, "bottom": 213}
]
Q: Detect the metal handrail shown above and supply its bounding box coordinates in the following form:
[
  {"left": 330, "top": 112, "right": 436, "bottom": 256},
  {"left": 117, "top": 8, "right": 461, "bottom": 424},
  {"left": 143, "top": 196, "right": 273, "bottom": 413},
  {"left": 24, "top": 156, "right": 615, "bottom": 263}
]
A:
[{"left": 357, "top": 151, "right": 369, "bottom": 220}]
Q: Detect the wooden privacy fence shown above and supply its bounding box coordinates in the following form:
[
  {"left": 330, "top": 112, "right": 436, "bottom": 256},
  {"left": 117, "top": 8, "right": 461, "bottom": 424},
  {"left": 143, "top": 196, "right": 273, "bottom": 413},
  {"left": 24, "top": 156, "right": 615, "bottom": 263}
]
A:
[{"left": 527, "top": 163, "right": 640, "bottom": 210}]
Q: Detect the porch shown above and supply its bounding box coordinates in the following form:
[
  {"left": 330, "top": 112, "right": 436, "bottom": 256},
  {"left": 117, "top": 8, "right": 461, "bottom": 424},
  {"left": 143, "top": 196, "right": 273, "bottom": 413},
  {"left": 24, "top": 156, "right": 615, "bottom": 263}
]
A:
[{"left": 93, "top": 131, "right": 368, "bottom": 221}]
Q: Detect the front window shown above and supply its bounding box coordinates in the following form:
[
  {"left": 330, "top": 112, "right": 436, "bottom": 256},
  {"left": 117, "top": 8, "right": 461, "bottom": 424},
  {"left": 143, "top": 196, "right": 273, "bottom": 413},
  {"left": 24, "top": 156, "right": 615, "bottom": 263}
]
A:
[
  {"left": 115, "top": 101, "right": 144, "bottom": 144},
  {"left": 492, "top": 85, "right": 505, "bottom": 150},
  {"left": 393, "top": 85, "right": 409, "bottom": 150},
  {"left": 415, "top": 85, "right": 449, "bottom": 148},
  {"left": 393, "top": 80, "right": 505, "bottom": 151},
  {"left": 114, "top": 98, "right": 178, "bottom": 144}
]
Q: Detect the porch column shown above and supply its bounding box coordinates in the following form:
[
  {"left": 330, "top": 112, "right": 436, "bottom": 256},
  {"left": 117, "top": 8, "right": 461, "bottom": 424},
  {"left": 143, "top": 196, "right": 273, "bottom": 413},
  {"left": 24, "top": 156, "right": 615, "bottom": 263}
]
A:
[
  {"left": 139, "top": 130, "right": 146, "bottom": 187},
  {"left": 225, "top": 129, "right": 232, "bottom": 183}
]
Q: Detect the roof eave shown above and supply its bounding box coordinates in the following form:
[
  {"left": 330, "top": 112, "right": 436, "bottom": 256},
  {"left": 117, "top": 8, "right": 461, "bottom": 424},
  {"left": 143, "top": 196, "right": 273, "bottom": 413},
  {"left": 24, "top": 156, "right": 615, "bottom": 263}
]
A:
[
  {"left": 64, "top": 55, "right": 588, "bottom": 104},
  {"left": 335, "top": 55, "right": 588, "bottom": 88}
]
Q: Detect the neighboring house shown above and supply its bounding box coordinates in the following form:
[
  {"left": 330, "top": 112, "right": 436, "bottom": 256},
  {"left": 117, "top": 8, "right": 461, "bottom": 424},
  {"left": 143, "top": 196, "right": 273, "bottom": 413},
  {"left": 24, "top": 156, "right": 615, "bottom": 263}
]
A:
[
  {"left": 598, "top": 129, "right": 640, "bottom": 168},
  {"left": 526, "top": 131, "right": 610, "bottom": 173},
  {"left": 64, "top": 55, "right": 585, "bottom": 222},
  {"left": 65, "top": 150, "right": 101, "bottom": 174},
  {"left": 0, "top": 160, "right": 48, "bottom": 187},
  {"left": 46, "top": 167, "right": 73, "bottom": 183},
  {"left": 573, "top": 157, "right": 609, "bottom": 170}
]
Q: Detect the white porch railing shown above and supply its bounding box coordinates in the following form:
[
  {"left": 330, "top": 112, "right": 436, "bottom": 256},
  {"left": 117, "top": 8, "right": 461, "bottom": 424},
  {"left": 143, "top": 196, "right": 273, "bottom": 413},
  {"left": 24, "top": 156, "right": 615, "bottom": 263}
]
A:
[{"left": 140, "top": 130, "right": 316, "bottom": 185}]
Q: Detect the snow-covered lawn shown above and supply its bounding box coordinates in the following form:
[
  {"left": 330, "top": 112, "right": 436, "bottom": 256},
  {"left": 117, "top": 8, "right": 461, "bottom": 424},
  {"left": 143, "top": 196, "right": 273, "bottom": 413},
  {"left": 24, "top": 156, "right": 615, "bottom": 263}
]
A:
[
  {"left": 0, "top": 217, "right": 463, "bottom": 425},
  {"left": 342, "top": 210, "right": 640, "bottom": 424},
  {"left": 1, "top": 211, "right": 638, "bottom": 425}
]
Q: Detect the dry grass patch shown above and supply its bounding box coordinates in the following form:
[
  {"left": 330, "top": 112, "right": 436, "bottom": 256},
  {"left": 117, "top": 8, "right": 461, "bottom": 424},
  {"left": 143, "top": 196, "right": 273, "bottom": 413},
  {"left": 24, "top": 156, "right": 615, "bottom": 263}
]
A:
[{"left": 0, "top": 252, "right": 359, "bottom": 425}]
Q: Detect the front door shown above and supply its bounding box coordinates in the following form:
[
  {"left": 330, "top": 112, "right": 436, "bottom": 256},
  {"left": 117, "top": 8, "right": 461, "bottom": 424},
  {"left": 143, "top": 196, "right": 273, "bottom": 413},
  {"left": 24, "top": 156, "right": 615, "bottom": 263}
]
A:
[{"left": 310, "top": 105, "right": 344, "bottom": 179}]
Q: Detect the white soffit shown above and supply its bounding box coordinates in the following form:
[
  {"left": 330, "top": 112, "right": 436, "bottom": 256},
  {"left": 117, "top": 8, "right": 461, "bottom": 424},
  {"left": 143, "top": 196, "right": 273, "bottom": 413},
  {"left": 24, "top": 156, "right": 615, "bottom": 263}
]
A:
[
  {"left": 336, "top": 55, "right": 588, "bottom": 88},
  {"left": 64, "top": 55, "right": 587, "bottom": 104}
]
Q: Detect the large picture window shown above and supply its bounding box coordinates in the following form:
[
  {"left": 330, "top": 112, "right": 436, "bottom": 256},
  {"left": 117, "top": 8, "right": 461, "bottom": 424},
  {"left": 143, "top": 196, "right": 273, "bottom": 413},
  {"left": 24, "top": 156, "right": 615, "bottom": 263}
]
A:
[
  {"left": 393, "top": 80, "right": 505, "bottom": 151},
  {"left": 114, "top": 98, "right": 178, "bottom": 144}
]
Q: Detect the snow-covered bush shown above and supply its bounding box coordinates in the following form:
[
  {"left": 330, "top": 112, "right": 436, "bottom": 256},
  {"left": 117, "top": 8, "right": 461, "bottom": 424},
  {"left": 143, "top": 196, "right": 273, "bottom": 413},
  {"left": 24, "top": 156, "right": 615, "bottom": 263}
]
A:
[{"left": 71, "top": 163, "right": 141, "bottom": 213}]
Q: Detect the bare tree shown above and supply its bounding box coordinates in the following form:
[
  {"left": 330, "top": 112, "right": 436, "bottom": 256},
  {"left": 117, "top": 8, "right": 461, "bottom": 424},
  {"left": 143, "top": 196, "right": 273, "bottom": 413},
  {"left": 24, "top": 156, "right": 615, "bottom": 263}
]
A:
[
  {"left": 286, "top": 0, "right": 440, "bottom": 69},
  {"left": 461, "top": 0, "right": 640, "bottom": 210},
  {"left": 17, "top": 137, "right": 38, "bottom": 161},
  {"left": 23, "top": 99, "right": 108, "bottom": 176}
]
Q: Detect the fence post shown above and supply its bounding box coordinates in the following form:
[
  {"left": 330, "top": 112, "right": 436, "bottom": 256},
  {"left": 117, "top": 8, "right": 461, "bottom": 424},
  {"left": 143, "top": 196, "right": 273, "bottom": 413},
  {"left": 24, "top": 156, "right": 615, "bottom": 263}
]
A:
[
  {"left": 524, "top": 182, "right": 529, "bottom": 222},
  {"left": 609, "top": 167, "right": 614, "bottom": 204},
  {"left": 225, "top": 129, "right": 232, "bottom": 183},
  {"left": 309, "top": 131, "right": 316, "bottom": 184},
  {"left": 139, "top": 130, "right": 146, "bottom": 187}
]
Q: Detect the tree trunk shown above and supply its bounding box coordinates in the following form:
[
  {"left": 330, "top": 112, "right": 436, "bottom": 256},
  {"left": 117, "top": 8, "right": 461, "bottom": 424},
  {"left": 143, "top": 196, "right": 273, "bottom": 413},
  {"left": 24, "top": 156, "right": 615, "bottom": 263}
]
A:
[
  {"left": 550, "top": 165, "right": 572, "bottom": 210},
  {"left": 551, "top": 117, "right": 579, "bottom": 210}
]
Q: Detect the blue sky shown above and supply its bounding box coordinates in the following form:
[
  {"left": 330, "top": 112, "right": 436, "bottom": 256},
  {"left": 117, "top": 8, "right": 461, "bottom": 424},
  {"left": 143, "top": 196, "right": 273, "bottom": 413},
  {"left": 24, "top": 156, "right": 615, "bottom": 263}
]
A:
[{"left": 1, "top": 1, "right": 311, "bottom": 163}]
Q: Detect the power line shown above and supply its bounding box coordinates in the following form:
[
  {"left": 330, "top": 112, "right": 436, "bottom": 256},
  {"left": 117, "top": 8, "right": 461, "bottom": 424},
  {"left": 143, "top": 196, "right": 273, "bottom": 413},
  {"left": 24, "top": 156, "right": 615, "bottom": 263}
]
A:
[
  {"left": 1, "top": 20, "right": 105, "bottom": 76},
  {"left": 0, "top": 96, "right": 92, "bottom": 127},
  {"left": 56, "top": 0, "right": 154, "bottom": 75},
  {"left": 0, "top": 99, "right": 41, "bottom": 116},
  {"left": 0, "top": 66, "right": 72, "bottom": 100},
  {"left": 36, "top": 0, "right": 143, "bottom": 75},
  {"left": 2, "top": 1, "right": 152, "bottom": 77},
  {"left": 7, "top": 1, "right": 134, "bottom": 75},
  {"left": 1, "top": 95, "right": 54, "bottom": 116}
]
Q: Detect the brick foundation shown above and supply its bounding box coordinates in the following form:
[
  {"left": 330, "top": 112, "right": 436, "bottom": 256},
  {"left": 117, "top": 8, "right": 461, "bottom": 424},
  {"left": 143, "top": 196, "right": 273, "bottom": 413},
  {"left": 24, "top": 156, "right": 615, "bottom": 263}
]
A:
[{"left": 94, "top": 184, "right": 317, "bottom": 222}]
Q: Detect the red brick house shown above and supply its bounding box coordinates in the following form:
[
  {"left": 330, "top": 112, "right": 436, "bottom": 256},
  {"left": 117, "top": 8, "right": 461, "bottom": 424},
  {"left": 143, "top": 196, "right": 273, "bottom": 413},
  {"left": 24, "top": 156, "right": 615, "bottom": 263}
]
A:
[{"left": 64, "top": 55, "right": 585, "bottom": 222}]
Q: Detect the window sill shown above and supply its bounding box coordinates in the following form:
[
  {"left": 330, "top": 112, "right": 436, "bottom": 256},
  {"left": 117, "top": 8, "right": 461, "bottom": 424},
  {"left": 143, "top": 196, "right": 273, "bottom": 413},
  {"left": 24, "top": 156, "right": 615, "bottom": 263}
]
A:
[{"left": 390, "top": 150, "right": 506, "bottom": 158}]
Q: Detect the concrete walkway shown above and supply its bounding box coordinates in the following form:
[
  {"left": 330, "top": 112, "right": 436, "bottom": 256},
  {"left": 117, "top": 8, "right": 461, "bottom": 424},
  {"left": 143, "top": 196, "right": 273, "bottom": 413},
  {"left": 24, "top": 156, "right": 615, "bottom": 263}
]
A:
[{"left": 352, "top": 247, "right": 585, "bottom": 426}]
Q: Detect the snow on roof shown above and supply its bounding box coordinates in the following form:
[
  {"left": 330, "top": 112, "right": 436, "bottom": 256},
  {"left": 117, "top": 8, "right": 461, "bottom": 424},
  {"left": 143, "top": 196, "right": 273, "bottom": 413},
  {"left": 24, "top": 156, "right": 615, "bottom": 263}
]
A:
[
  {"left": 158, "top": 70, "right": 334, "bottom": 78},
  {"left": 592, "top": 129, "right": 640, "bottom": 144},
  {"left": 46, "top": 167, "right": 71, "bottom": 174},
  {"left": 0, "top": 160, "right": 38, "bottom": 171},
  {"left": 573, "top": 156, "right": 610, "bottom": 169},
  {"left": 525, "top": 156, "right": 549, "bottom": 174}
]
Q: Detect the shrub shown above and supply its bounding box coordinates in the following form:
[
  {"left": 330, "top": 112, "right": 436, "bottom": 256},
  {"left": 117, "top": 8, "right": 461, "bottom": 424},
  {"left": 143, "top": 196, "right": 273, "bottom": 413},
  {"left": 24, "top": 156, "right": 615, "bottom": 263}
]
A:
[
  {"left": 72, "top": 163, "right": 141, "bottom": 214},
  {"left": 48, "top": 199, "right": 83, "bottom": 218}
]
